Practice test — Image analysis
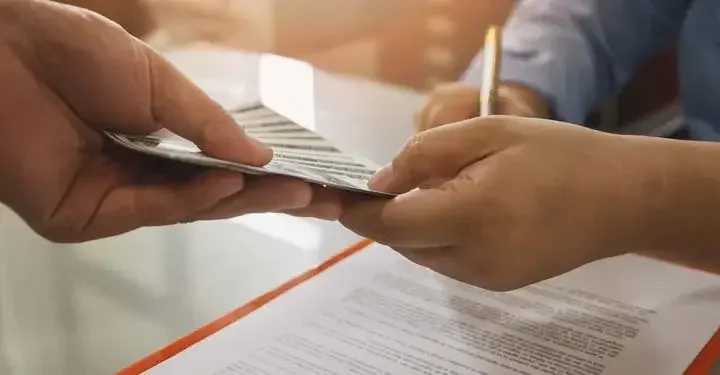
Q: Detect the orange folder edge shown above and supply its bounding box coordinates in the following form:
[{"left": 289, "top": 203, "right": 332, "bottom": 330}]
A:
[
  {"left": 117, "top": 238, "right": 374, "bottom": 375},
  {"left": 118, "top": 238, "right": 719, "bottom": 374}
]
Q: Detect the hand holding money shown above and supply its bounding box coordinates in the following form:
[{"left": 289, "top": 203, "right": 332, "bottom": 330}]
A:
[
  {"left": 0, "top": 0, "right": 340, "bottom": 242},
  {"left": 340, "top": 115, "right": 684, "bottom": 291}
]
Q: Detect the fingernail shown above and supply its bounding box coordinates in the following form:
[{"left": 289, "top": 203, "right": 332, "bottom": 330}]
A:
[{"left": 368, "top": 165, "right": 394, "bottom": 190}]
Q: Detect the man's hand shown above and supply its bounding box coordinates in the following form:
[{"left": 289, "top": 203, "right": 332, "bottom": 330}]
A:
[
  {"left": 341, "top": 116, "right": 673, "bottom": 291},
  {"left": 415, "top": 82, "right": 550, "bottom": 133},
  {"left": 0, "top": 0, "right": 339, "bottom": 243}
]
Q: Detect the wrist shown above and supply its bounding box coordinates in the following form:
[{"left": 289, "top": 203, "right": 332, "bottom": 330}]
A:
[{"left": 619, "top": 137, "right": 720, "bottom": 268}]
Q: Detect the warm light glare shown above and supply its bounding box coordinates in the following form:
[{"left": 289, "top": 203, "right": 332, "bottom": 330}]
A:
[{"left": 259, "top": 54, "right": 317, "bottom": 131}]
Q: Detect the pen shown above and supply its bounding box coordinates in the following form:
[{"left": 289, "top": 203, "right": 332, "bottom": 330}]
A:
[{"left": 480, "top": 25, "right": 501, "bottom": 117}]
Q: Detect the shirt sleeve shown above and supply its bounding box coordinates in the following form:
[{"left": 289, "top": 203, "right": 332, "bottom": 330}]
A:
[{"left": 462, "top": 0, "right": 689, "bottom": 124}]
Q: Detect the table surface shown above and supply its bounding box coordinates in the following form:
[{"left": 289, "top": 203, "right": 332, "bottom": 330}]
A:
[{"left": 0, "top": 49, "right": 423, "bottom": 375}]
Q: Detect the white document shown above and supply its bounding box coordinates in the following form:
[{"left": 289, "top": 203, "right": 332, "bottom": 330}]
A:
[{"left": 144, "top": 243, "right": 720, "bottom": 375}]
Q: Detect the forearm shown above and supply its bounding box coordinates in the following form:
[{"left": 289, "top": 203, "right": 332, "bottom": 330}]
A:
[{"left": 634, "top": 138, "right": 720, "bottom": 272}]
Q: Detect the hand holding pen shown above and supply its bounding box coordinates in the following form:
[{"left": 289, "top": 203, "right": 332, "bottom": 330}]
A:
[{"left": 414, "top": 26, "right": 550, "bottom": 134}]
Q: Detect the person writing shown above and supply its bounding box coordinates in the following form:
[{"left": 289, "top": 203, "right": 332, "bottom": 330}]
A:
[
  {"left": 0, "top": 0, "right": 342, "bottom": 243},
  {"left": 416, "top": 0, "right": 714, "bottom": 141}
]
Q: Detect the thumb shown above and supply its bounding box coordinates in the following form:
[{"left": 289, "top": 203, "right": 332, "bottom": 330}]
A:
[
  {"left": 29, "top": 2, "right": 272, "bottom": 167},
  {"left": 144, "top": 48, "right": 272, "bottom": 166},
  {"left": 369, "top": 117, "right": 510, "bottom": 194}
]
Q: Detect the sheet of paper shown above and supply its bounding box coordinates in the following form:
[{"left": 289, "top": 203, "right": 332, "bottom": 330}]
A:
[{"left": 144, "top": 244, "right": 720, "bottom": 375}]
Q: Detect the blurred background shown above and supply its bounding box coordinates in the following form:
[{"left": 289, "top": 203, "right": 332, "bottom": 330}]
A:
[{"left": 56, "top": 0, "right": 678, "bottom": 130}]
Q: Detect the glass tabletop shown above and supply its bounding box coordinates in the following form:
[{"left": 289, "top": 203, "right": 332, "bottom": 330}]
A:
[{"left": 0, "top": 49, "right": 423, "bottom": 375}]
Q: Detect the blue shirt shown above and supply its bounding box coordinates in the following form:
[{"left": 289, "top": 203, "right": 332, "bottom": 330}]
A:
[{"left": 463, "top": 0, "right": 720, "bottom": 141}]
